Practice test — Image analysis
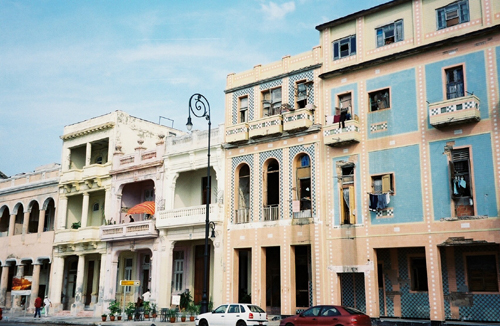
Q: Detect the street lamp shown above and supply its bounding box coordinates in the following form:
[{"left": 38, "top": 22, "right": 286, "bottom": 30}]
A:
[{"left": 187, "top": 93, "right": 212, "bottom": 314}]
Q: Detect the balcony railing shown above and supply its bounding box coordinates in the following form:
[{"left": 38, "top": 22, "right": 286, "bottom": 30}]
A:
[
  {"left": 248, "top": 115, "right": 283, "bottom": 138},
  {"left": 323, "top": 115, "right": 360, "bottom": 146},
  {"left": 429, "top": 95, "right": 480, "bottom": 128},
  {"left": 293, "top": 209, "right": 312, "bottom": 219},
  {"left": 156, "top": 204, "right": 223, "bottom": 228},
  {"left": 283, "top": 108, "right": 314, "bottom": 132},
  {"left": 226, "top": 123, "right": 249, "bottom": 143},
  {"left": 234, "top": 209, "right": 250, "bottom": 224},
  {"left": 263, "top": 205, "right": 279, "bottom": 221},
  {"left": 100, "top": 219, "right": 158, "bottom": 242},
  {"left": 54, "top": 227, "right": 100, "bottom": 244}
]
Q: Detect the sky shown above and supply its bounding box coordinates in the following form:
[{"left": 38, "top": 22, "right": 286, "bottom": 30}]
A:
[{"left": 0, "top": 0, "right": 389, "bottom": 177}]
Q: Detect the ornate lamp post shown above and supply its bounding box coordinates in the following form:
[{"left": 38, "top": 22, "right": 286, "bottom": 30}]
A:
[{"left": 187, "top": 93, "right": 212, "bottom": 314}]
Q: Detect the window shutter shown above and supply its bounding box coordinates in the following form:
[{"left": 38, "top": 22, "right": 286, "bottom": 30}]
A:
[
  {"left": 382, "top": 174, "right": 391, "bottom": 193},
  {"left": 448, "top": 161, "right": 457, "bottom": 199},
  {"left": 349, "top": 186, "right": 356, "bottom": 225},
  {"left": 437, "top": 8, "right": 446, "bottom": 29},
  {"left": 339, "top": 188, "right": 345, "bottom": 224},
  {"left": 395, "top": 20, "right": 403, "bottom": 42},
  {"left": 467, "top": 158, "right": 473, "bottom": 199},
  {"left": 333, "top": 42, "right": 339, "bottom": 60},
  {"left": 459, "top": 1, "right": 469, "bottom": 23},
  {"left": 376, "top": 29, "right": 383, "bottom": 47},
  {"left": 350, "top": 36, "right": 356, "bottom": 55}
]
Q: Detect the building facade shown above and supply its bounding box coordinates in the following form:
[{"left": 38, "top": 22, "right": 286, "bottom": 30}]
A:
[{"left": 223, "top": 0, "right": 500, "bottom": 323}]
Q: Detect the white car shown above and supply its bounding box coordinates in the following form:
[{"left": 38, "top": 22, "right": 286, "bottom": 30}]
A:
[{"left": 195, "top": 303, "right": 268, "bottom": 326}]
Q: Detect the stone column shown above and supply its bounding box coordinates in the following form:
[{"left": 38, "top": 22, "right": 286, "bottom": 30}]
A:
[
  {"left": 97, "top": 252, "right": 107, "bottom": 315},
  {"left": 13, "top": 263, "right": 25, "bottom": 309},
  {"left": 57, "top": 195, "right": 68, "bottom": 230},
  {"left": 22, "top": 211, "right": 30, "bottom": 235},
  {"left": 8, "top": 214, "right": 16, "bottom": 237},
  {"left": 0, "top": 265, "right": 10, "bottom": 306},
  {"left": 30, "top": 263, "right": 42, "bottom": 308},
  {"left": 50, "top": 256, "right": 65, "bottom": 312},
  {"left": 74, "top": 254, "right": 85, "bottom": 312},
  {"left": 105, "top": 187, "right": 112, "bottom": 224},
  {"left": 85, "top": 143, "right": 92, "bottom": 167},
  {"left": 158, "top": 238, "right": 174, "bottom": 308},
  {"left": 81, "top": 193, "right": 89, "bottom": 228},
  {"left": 37, "top": 209, "right": 46, "bottom": 234}
]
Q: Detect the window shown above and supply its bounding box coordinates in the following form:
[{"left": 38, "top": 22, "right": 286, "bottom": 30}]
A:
[
  {"left": 124, "top": 258, "right": 133, "bottom": 292},
  {"left": 376, "top": 20, "right": 403, "bottom": 47},
  {"left": 445, "top": 66, "right": 464, "bottom": 99},
  {"left": 372, "top": 174, "right": 393, "bottom": 194},
  {"left": 466, "top": 254, "right": 499, "bottom": 292},
  {"left": 239, "top": 96, "right": 248, "bottom": 123},
  {"left": 236, "top": 164, "right": 250, "bottom": 224},
  {"left": 213, "top": 305, "right": 228, "bottom": 314},
  {"left": 338, "top": 93, "right": 352, "bottom": 111},
  {"left": 437, "top": 0, "right": 469, "bottom": 30},
  {"left": 295, "top": 81, "right": 312, "bottom": 109},
  {"left": 173, "top": 250, "right": 184, "bottom": 292},
  {"left": 262, "top": 87, "right": 282, "bottom": 116},
  {"left": 202, "top": 176, "right": 211, "bottom": 205},
  {"left": 410, "top": 257, "right": 428, "bottom": 291},
  {"left": 340, "top": 164, "right": 355, "bottom": 225},
  {"left": 369, "top": 89, "right": 390, "bottom": 111},
  {"left": 263, "top": 159, "right": 279, "bottom": 221},
  {"left": 92, "top": 203, "right": 99, "bottom": 211},
  {"left": 449, "top": 147, "right": 474, "bottom": 217},
  {"left": 295, "top": 154, "right": 311, "bottom": 214},
  {"left": 228, "top": 305, "right": 240, "bottom": 313},
  {"left": 333, "top": 35, "right": 356, "bottom": 60},
  {"left": 95, "top": 156, "right": 103, "bottom": 164}
]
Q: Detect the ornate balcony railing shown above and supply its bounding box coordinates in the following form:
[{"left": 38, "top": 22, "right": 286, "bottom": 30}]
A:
[
  {"left": 429, "top": 95, "right": 480, "bottom": 128},
  {"left": 283, "top": 108, "right": 314, "bottom": 132},
  {"left": 226, "top": 123, "right": 249, "bottom": 143},
  {"left": 99, "top": 219, "right": 158, "bottom": 242},
  {"left": 248, "top": 116, "right": 283, "bottom": 138},
  {"left": 156, "top": 204, "right": 223, "bottom": 228},
  {"left": 263, "top": 205, "right": 279, "bottom": 221},
  {"left": 324, "top": 116, "right": 360, "bottom": 146},
  {"left": 234, "top": 209, "right": 250, "bottom": 224}
]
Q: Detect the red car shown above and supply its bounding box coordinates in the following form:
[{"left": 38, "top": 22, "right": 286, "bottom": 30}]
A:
[{"left": 279, "top": 305, "right": 371, "bottom": 326}]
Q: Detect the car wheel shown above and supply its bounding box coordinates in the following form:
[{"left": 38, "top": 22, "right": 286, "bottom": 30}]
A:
[
  {"left": 199, "top": 319, "right": 208, "bottom": 326},
  {"left": 286, "top": 323, "right": 294, "bottom": 326},
  {"left": 236, "top": 320, "right": 246, "bottom": 326}
]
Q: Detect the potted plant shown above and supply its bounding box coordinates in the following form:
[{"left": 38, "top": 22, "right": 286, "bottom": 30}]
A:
[
  {"left": 181, "top": 310, "right": 187, "bottom": 322},
  {"left": 125, "top": 302, "right": 135, "bottom": 320},
  {"left": 188, "top": 303, "right": 196, "bottom": 322},
  {"left": 108, "top": 300, "right": 120, "bottom": 320},
  {"left": 167, "top": 308, "right": 177, "bottom": 323},
  {"left": 101, "top": 313, "right": 107, "bottom": 322},
  {"left": 117, "top": 308, "right": 122, "bottom": 321},
  {"left": 143, "top": 301, "right": 151, "bottom": 319},
  {"left": 71, "top": 221, "right": 81, "bottom": 229},
  {"left": 151, "top": 302, "right": 158, "bottom": 319}
]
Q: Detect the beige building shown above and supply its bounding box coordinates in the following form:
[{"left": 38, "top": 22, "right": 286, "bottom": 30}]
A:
[{"left": 0, "top": 164, "right": 58, "bottom": 310}]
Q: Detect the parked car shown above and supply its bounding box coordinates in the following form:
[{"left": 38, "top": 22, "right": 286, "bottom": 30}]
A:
[
  {"left": 279, "top": 305, "right": 371, "bottom": 326},
  {"left": 195, "top": 303, "right": 268, "bottom": 326}
]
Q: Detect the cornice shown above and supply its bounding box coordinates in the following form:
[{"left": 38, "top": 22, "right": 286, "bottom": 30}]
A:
[{"left": 60, "top": 122, "right": 115, "bottom": 140}]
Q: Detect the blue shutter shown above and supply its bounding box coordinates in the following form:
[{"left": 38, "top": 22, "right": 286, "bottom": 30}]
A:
[
  {"left": 376, "top": 29, "right": 383, "bottom": 47},
  {"left": 395, "top": 20, "right": 403, "bottom": 42},
  {"left": 350, "top": 36, "right": 356, "bottom": 55},
  {"left": 437, "top": 8, "right": 446, "bottom": 30},
  {"left": 333, "top": 42, "right": 339, "bottom": 60},
  {"left": 459, "top": 0, "right": 469, "bottom": 23}
]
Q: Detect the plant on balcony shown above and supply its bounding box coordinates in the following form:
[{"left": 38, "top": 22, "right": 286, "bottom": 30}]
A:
[
  {"left": 71, "top": 221, "right": 81, "bottom": 229},
  {"left": 125, "top": 302, "right": 135, "bottom": 320}
]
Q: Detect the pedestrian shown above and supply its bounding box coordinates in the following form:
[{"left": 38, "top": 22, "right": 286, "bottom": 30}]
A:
[
  {"left": 129, "top": 215, "right": 134, "bottom": 223},
  {"left": 34, "top": 296, "right": 42, "bottom": 318},
  {"left": 142, "top": 289, "right": 151, "bottom": 302},
  {"left": 43, "top": 295, "right": 52, "bottom": 316}
]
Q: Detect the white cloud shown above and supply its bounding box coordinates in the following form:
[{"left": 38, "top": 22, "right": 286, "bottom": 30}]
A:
[{"left": 261, "top": 1, "right": 295, "bottom": 20}]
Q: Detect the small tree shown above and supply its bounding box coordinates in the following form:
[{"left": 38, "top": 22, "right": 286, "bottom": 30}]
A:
[{"left": 179, "top": 289, "right": 192, "bottom": 310}]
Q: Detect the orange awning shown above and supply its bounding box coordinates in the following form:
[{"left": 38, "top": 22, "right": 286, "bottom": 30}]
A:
[{"left": 127, "top": 201, "right": 155, "bottom": 215}]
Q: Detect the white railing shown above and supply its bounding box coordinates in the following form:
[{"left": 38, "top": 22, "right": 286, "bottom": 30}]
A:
[
  {"left": 263, "top": 205, "right": 279, "bottom": 221},
  {"left": 100, "top": 220, "right": 157, "bottom": 241},
  {"left": 156, "top": 204, "right": 223, "bottom": 228},
  {"left": 293, "top": 209, "right": 312, "bottom": 218},
  {"left": 234, "top": 209, "right": 249, "bottom": 224}
]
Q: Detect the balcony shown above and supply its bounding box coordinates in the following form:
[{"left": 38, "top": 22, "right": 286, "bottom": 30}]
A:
[
  {"left": 82, "top": 163, "right": 111, "bottom": 179},
  {"left": 324, "top": 115, "right": 361, "bottom": 146},
  {"left": 263, "top": 205, "right": 279, "bottom": 221},
  {"left": 226, "top": 123, "right": 249, "bottom": 143},
  {"left": 234, "top": 209, "right": 250, "bottom": 224},
  {"left": 156, "top": 204, "right": 223, "bottom": 228},
  {"left": 54, "top": 227, "right": 100, "bottom": 244},
  {"left": 283, "top": 108, "right": 314, "bottom": 132},
  {"left": 248, "top": 115, "right": 283, "bottom": 138},
  {"left": 100, "top": 220, "right": 158, "bottom": 242},
  {"left": 429, "top": 95, "right": 480, "bottom": 128}
]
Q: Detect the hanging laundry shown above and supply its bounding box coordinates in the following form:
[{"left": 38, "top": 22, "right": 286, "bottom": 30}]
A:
[
  {"left": 459, "top": 177, "right": 466, "bottom": 188},
  {"left": 386, "top": 192, "right": 391, "bottom": 205},
  {"left": 376, "top": 193, "right": 388, "bottom": 210},
  {"left": 369, "top": 194, "right": 378, "bottom": 211}
]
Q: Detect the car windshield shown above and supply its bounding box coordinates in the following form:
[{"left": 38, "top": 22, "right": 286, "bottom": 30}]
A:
[
  {"left": 213, "top": 305, "right": 228, "bottom": 314},
  {"left": 248, "top": 305, "right": 265, "bottom": 313},
  {"left": 343, "top": 307, "right": 365, "bottom": 315}
]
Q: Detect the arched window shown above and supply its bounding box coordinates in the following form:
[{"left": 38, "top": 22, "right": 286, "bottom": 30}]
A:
[
  {"left": 293, "top": 154, "right": 311, "bottom": 218},
  {"left": 236, "top": 164, "right": 250, "bottom": 224},
  {"left": 263, "top": 159, "right": 279, "bottom": 221}
]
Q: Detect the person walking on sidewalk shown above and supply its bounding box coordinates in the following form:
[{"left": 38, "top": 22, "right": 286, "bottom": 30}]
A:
[
  {"left": 34, "top": 296, "right": 42, "bottom": 318},
  {"left": 43, "top": 295, "right": 52, "bottom": 316}
]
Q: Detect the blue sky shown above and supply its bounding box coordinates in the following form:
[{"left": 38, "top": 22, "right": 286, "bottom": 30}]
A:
[{"left": 0, "top": 0, "right": 388, "bottom": 177}]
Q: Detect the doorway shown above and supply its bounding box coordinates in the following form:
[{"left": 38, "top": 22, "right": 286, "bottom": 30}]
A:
[
  {"left": 265, "top": 247, "right": 281, "bottom": 315},
  {"left": 194, "top": 245, "right": 211, "bottom": 305},
  {"left": 237, "top": 249, "right": 251, "bottom": 303}
]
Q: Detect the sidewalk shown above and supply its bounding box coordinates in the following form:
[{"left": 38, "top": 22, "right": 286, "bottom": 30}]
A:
[{"left": 0, "top": 313, "right": 283, "bottom": 326}]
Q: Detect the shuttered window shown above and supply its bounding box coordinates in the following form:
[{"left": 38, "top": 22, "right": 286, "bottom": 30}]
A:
[
  {"left": 437, "top": 0, "right": 469, "bottom": 30},
  {"left": 333, "top": 35, "right": 356, "bottom": 60},
  {"left": 376, "top": 20, "right": 404, "bottom": 47}
]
